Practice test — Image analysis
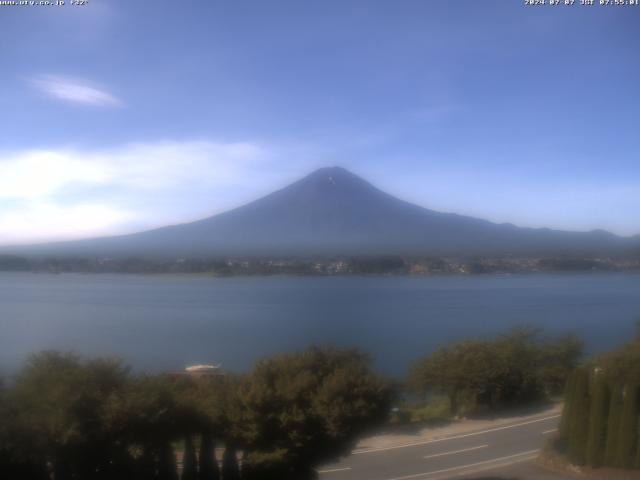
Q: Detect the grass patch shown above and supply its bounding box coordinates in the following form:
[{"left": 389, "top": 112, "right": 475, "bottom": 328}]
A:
[{"left": 391, "top": 396, "right": 452, "bottom": 425}]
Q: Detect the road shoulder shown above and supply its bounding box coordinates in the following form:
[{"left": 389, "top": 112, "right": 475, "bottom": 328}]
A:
[{"left": 354, "top": 403, "right": 562, "bottom": 454}]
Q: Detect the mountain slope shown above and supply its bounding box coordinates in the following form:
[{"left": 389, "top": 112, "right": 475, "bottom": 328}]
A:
[{"left": 5, "top": 167, "right": 637, "bottom": 258}]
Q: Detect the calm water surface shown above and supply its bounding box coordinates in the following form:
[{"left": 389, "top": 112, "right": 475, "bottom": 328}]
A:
[{"left": 1, "top": 272, "right": 639, "bottom": 376}]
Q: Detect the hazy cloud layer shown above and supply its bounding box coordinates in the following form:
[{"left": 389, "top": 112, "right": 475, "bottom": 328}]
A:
[
  {"left": 0, "top": 140, "right": 276, "bottom": 245},
  {"left": 29, "top": 75, "right": 123, "bottom": 107}
]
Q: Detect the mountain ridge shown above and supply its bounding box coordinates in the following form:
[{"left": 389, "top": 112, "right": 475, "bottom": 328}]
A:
[{"left": 3, "top": 167, "right": 638, "bottom": 258}]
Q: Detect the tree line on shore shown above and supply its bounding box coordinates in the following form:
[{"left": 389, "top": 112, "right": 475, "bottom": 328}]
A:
[
  {"left": 558, "top": 331, "right": 640, "bottom": 469},
  {"left": 0, "top": 347, "right": 392, "bottom": 480},
  {"left": 0, "top": 328, "right": 585, "bottom": 480},
  {"left": 408, "top": 327, "right": 583, "bottom": 416}
]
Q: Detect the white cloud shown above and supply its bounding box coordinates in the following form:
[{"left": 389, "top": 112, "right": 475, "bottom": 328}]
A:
[
  {"left": 30, "top": 75, "right": 122, "bottom": 107},
  {"left": 0, "top": 140, "right": 277, "bottom": 245},
  {"left": 0, "top": 141, "right": 270, "bottom": 201},
  {"left": 0, "top": 150, "right": 109, "bottom": 199},
  {"left": 0, "top": 204, "right": 134, "bottom": 245}
]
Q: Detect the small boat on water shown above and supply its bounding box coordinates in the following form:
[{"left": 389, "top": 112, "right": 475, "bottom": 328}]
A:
[{"left": 184, "top": 363, "right": 224, "bottom": 376}]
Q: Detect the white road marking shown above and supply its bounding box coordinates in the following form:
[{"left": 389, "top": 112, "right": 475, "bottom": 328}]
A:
[
  {"left": 384, "top": 449, "right": 540, "bottom": 480},
  {"left": 427, "top": 452, "right": 538, "bottom": 480},
  {"left": 542, "top": 428, "right": 558, "bottom": 435},
  {"left": 353, "top": 414, "right": 560, "bottom": 454},
  {"left": 423, "top": 444, "right": 488, "bottom": 459},
  {"left": 317, "top": 467, "right": 352, "bottom": 474}
]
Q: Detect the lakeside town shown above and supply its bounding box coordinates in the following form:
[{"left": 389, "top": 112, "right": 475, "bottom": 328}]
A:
[{"left": 1, "top": 254, "right": 639, "bottom": 276}]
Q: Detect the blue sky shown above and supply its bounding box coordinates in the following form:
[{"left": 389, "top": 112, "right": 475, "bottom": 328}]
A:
[{"left": 1, "top": 0, "right": 639, "bottom": 244}]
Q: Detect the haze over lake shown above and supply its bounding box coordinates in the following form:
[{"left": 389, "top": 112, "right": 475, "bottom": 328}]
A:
[{"left": 2, "top": 272, "right": 639, "bottom": 377}]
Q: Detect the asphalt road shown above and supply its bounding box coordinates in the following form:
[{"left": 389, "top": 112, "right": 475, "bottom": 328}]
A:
[{"left": 317, "top": 413, "right": 564, "bottom": 480}]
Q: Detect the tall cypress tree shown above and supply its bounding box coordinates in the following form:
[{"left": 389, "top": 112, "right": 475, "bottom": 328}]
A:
[
  {"left": 605, "top": 384, "right": 624, "bottom": 466},
  {"left": 182, "top": 435, "right": 198, "bottom": 480},
  {"left": 135, "top": 448, "right": 156, "bottom": 480},
  {"left": 586, "top": 373, "right": 609, "bottom": 467},
  {"left": 198, "top": 433, "right": 219, "bottom": 480},
  {"left": 567, "top": 367, "right": 590, "bottom": 465},
  {"left": 559, "top": 371, "right": 577, "bottom": 446},
  {"left": 53, "top": 456, "right": 73, "bottom": 480},
  {"left": 1, "top": 458, "right": 49, "bottom": 480},
  {"left": 238, "top": 451, "right": 256, "bottom": 480},
  {"left": 616, "top": 384, "right": 639, "bottom": 468},
  {"left": 635, "top": 413, "right": 640, "bottom": 469},
  {"left": 221, "top": 445, "right": 240, "bottom": 480},
  {"left": 157, "top": 441, "right": 179, "bottom": 480}
]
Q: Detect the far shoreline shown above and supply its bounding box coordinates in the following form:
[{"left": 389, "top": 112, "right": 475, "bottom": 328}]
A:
[{"left": 2, "top": 269, "right": 640, "bottom": 279}]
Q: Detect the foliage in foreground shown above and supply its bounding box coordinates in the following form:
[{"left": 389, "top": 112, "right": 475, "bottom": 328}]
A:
[
  {"left": 0, "top": 347, "right": 393, "bottom": 480},
  {"left": 408, "top": 327, "right": 583, "bottom": 416},
  {"left": 559, "top": 334, "right": 640, "bottom": 470},
  {"left": 240, "top": 347, "right": 393, "bottom": 479}
]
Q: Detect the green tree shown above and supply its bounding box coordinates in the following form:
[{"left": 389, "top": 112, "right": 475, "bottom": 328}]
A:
[
  {"left": 198, "top": 433, "right": 220, "bottom": 480},
  {"left": 567, "top": 367, "right": 590, "bottom": 465},
  {"left": 604, "top": 384, "right": 624, "bottom": 466},
  {"left": 636, "top": 414, "right": 640, "bottom": 469},
  {"left": 615, "top": 384, "right": 639, "bottom": 468},
  {"left": 558, "top": 371, "right": 577, "bottom": 445},
  {"left": 182, "top": 434, "right": 198, "bottom": 480},
  {"left": 409, "top": 345, "right": 461, "bottom": 414},
  {"left": 0, "top": 378, "right": 33, "bottom": 479},
  {"left": 241, "top": 449, "right": 290, "bottom": 480},
  {"left": 221, "top": 445, "right": 240, "bottom": 480},
  {"left": 112, "top": 375, "right": 188, "bottom": 480},
  {"left": 537, "top": 334, "right": 584, "bottom": 397},
  {"left": 157, "top": 441, "right": 179, "bottom": 480},
  {"left": 586, "top": 372, "right": 609, "bottom": 466},
  {"left": 597, "top": 337, "right": 640, "bottom": 386},
  {"left": 238, "top": 346, "right": 393, "bottom": 479},
  {"left": 8, "top": 351, "right": 133, "bottom": 479},
  {"left": 410, "top": 327, "right": 580, "bottom": 416},
  {"left": 490, "top": 327, "right": 543, "bottom": 406},
  {"left": 409, "top": 341, "right": 496, "bottom": 415}
]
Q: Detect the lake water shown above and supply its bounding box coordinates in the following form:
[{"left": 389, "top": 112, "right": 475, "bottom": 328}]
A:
[{"left": 1, "top": 272, "right": 639, "bottom": 377}]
